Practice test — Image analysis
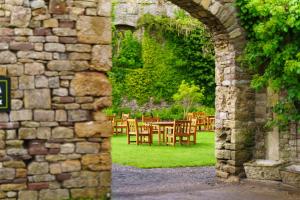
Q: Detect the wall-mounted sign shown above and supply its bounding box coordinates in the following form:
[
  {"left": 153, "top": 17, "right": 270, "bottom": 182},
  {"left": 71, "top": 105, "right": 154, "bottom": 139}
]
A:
[{"left": 0, "top": 77, "right": 11, "bottom": 112}]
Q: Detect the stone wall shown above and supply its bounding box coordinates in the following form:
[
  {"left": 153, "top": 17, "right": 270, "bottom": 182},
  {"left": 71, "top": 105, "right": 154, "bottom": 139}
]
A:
[
  {"left": 254, "top": 88, "right": 300, "bottom": 162},
  {"left": 0, "top": 0, "right": 112, "bottom": 199},
  {"left": 114, "top": 0, "right": 180, "bottom": 28}
]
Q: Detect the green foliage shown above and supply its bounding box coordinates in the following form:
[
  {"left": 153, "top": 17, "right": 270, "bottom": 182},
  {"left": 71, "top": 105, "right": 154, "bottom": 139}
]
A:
[
  {"left": 110, "top": 10, "right": 215, "bottom": 111},
  {"left": 113, "top": 31, "right": 143, "bottom": 69},
  {"left": 173, "top": 81, "right": 204, "bottom": 118},
  {"left": 236, "top": 0, "right": 300, "bottom": 126},
  {"left": 103, "top": 104, "right": 215, "bottom": 121},
  {"left": 195, "top": 105, "right": 215, "bottom": 116},
  {"left": 169, "top": 28, "right": 215, "bottom": 105},
  {"left": 139, "top": 13, "right": 215, "bottom": 106},
  {"left": 138, "top": 11, "right": 202, "bottom": 36},
  {"left": 152, "top": 105, "right": 185, "bottom": 120}
]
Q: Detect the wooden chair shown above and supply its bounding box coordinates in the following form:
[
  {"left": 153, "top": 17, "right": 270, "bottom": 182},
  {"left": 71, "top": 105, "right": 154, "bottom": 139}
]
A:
[
  {"left": 190, "top": 118, "right": 197, "bottom": 144},
  {"left": 186, "top": 112, "right": 194, "bottom": 121},
  {"left": 113, "top": 113, "right": 130, "bottom": 135},
  {"left": 166, "top": 120, "right": 192, "bottom": 146},
  {"left": 142, "top": 115, "right": 160, "bottom": 140},
  {"left": 142, "top": 115, "right": 160, "bottom": 123},
  {"left": 127, "top": 119, "right": 152, "bottom": 145},
  {"left": 122, "top": 113, "right": 130, "bottom": 120},
  {"left": 106, "top": 114, "right": 115, "bottom": 124},
  {"left": 196, "top": 116, "right": 207, "bottom": 131},
  {"left": 206, "top": 116, "right": 215, "bottom": 131}
]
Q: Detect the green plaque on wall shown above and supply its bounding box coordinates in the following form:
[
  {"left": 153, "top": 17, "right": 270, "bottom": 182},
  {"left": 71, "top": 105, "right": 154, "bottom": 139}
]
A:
[{"left": 0, "top": 76, "right": 11, "bottom": 112}]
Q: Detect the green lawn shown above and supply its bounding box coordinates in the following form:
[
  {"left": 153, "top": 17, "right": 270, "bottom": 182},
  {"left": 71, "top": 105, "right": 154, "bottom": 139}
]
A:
[{"left": 112, "top": 132, "right": 216, "bottom": 168}]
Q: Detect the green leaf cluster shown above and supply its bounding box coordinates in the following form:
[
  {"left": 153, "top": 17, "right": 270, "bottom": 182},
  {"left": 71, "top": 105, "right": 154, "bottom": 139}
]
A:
[{"left": 236, "top": 0, "right": 300, "bottom": 126}]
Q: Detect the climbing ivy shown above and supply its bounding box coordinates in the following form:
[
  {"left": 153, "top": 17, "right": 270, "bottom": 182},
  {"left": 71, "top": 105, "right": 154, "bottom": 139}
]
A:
[
  {"left": 236, "top": 0, "right": 300, "bottom": 126},
  {"left": 138, "top": 11, "right": 215, "bottom": 106},
  {"left": 110, "top": 10, "right": 215, "bottom": 109}
]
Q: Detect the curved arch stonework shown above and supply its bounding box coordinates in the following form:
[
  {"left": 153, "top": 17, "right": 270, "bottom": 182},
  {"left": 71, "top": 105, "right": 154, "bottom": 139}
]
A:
[{"left": 169, "top": 0, "right": 255, "bottom": 180}]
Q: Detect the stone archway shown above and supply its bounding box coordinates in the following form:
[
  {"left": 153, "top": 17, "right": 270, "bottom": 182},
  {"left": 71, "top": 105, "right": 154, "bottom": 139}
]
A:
[
  {"left": 168, "top": 0, "right": 255, "bottom": 180},
  {"left": 0, "top": 0, "right": 255, "bottom": 199}
]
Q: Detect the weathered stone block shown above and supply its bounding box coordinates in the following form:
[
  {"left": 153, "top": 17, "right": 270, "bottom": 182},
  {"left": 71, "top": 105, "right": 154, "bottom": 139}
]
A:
[
  {"left": 70, "top": 72, "right": 111, "bottom": 97},
  {"left": 45, "top": 43, "right": 66, "bottom": 52},
  {"left": 10, "top": 7, "right": 31, "bottom": 27},
  {"left": 76, "top": 142, "right": 100, "bottom": 154},
  {"left": 68, "top": 110, "right": 90, "bottom": 122},
  {"left": 39, "top": 189, "right": 69, "bottom": 200},
  {"left": 82, "top": 154, "right": 101, "bottom": 166},
  {"left": 28, "top": 162, "right": 49, "bottom": 175},
  {"left": 75, "top": 121, "right": 112, "bottom": 138},
  {"left": 19, "top": 191, "right": 38, "bottom": 200},
  {"left": 77, "top": 16, "right": 111, "bottom": 44},
  {"left": 60, "top": 143, "right": 75, "bottom": 154},
  {"left": 0, "top": 51, "right": 17, "bottom": 64},
  {"left": 37, "top": 127, "right": 51, "bottom": 139},
  {"left": 3, "top": 160, "right": 25, "bottom": 168},
  {"left": 61, "top": 160, "right": 81, "bottom": 172},
  {"left": 55, "top": 110, "right": 67, "bottom": 122},
  {"left": 71, "top": 188, "right": 98, "bottom": 199},
  {"left": 24, "top": 89, "right": 51, "bottom": 109},
  {"left": 50, "top": 163, "right": 62, "bottom": 175},
  {"left": 7, "top": 64, "right": 23, "bottom": 76},
  {"left": 43, "top": 19, "right": 58, "bottom": 28},
  {"left": 244, "top": 160, "right": 284, "bottom": 181},
  {"left": 91, "top": 45, "right": 112, "bottom": 71},
  {"left": 35, "top": 76, "right": 49, "bottom": 88},
  {"left": 19, "top": 128, "right": 37, "bottom": 139},
  {"left": 19, "top": 75, "right": 35, "bottom": 89},
  {"left": 11, "top": 99, "right": 23, "bottom": 110},
  {"left": 66, "top": 44, "right": 91, "bottom": 52},
  {"left": 24, "top": 62, "right": 45, "bottom": 75},
  {"left": 10, "top": 110, "right": 32, "bottom": 121},
  {"left": 34, "top": 110, "right": 55, "bottom": 122},
  {"left": 47, "top": 60, "right": 89, "bottom": 71},
  {"left": 97, "top": 0, "right": 112, "bottom": 16},
  {"left": 63, "top": 171, "right": 99, "bottom": 188},
  {"left": 100, "top": 171, "right": 111, "bottom": 187},
  {"left": 93, "top": 97, "right": 112, "bottom": 110},
  {"left": 0, "top": 183, "right": 26, "bottom": 191},
  {"left": 0, "top": 168, "right": 15, "bottom": 180},
  {"left": 27, "top": 182, "right": 49, "bottom": 190},
  {"left": 52, "top": 127, "right": 74, "bottom": 139},
  {"left": 49, "top": 0, "right": 68, "bottom": 14},
  {"left": 281, "top": 164, "right": 300, "bottom": 188}
]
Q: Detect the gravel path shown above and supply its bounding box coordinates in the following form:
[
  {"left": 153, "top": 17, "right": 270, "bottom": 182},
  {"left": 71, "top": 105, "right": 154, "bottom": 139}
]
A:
[{"left": 112, "top": 164, "right": 300, "bottom": 200}]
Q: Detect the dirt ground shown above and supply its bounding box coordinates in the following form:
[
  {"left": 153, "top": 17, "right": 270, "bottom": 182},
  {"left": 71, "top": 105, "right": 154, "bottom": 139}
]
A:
[{"left": 112, "top": 164, "right": 300, "bottom": 200}]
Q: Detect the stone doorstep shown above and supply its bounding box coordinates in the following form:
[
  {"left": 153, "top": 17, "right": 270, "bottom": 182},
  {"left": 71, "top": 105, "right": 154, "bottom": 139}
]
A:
[
  {"left": 280, "top": 163, "right": 300, "bottom": 188},
  {"left": 243, "top": 159, "right": 287, "bottom": 181}
]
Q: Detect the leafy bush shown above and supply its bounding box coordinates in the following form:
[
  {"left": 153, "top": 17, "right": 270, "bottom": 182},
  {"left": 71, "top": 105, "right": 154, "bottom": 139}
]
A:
[
  {"left": 236, "top": 0, "right": 300, "bottom": 126},
  {"left": 173, "top": 81, "right": 204, "bottom": 118}
]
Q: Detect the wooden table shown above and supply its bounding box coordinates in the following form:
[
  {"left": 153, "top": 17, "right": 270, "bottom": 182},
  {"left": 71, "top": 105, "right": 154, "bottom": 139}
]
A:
[{"left": 151, "top": 121, "right": 174, "bottom": 144}]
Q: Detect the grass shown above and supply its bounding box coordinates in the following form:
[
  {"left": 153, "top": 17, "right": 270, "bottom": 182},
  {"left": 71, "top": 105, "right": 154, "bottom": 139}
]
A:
[{"left": 112, "top": 132, "right": 216, "bottom": 168}]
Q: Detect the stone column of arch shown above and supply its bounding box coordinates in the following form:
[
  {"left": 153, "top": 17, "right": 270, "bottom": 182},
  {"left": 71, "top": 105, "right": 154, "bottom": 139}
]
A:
[
  {"left": 169, "top": 0, "right": 256, "bottom": 180},
  {"left": 0, "top": 0, "right": 112, "bottom": 199}
]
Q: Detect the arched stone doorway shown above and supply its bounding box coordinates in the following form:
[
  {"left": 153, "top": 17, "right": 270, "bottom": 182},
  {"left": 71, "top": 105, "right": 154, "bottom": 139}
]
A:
[{"left": 168, "top": 0, "right": 255, "bottom": 180}]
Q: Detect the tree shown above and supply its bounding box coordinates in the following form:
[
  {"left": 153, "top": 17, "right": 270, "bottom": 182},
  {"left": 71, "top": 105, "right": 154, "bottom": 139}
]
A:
[
  {"left": 173, "top": 81, "right": 204, "bottom": 118},
  {"left": 236, "top": 0, "right": 300, "bottom": 127}
]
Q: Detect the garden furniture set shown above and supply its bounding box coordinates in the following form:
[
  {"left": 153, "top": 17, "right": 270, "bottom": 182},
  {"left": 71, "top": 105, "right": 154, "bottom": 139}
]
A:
[{"left": 106, "top": 112, "right": 215, "bottom": 146}]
